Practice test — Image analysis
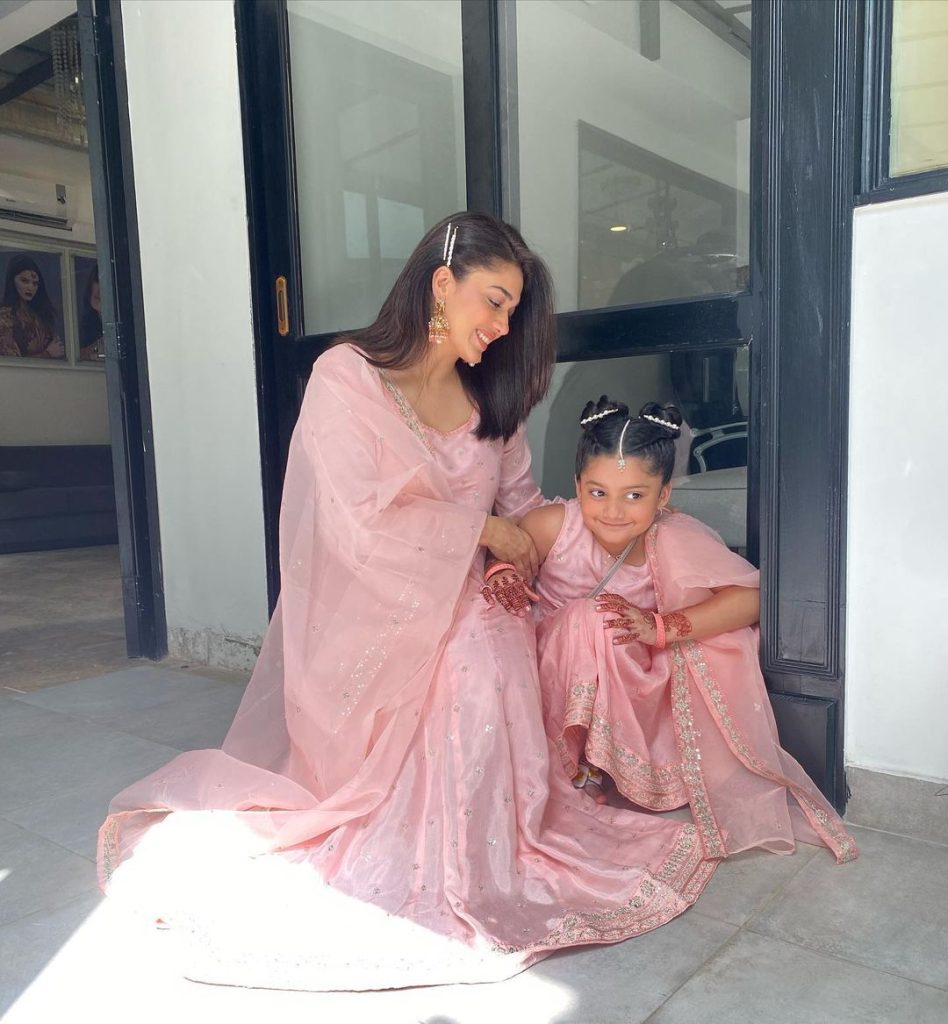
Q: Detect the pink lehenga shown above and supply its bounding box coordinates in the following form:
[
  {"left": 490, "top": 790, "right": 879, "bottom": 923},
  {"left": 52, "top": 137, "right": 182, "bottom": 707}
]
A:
[
  {"left": 535, "top": 501, "right": 857, "bottom": 866},
  {"left": 98, "top": 345, "right": 716, "bottom": 991}
]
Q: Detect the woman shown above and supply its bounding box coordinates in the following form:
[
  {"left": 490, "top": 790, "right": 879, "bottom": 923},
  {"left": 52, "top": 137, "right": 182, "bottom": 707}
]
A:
[
  {"left": 99, "top": 213, "right": 716, "bottom": 991},
  {"left": 78, "top": 263, "right": 103, "bottom": 361},
  {"left": 0, "top": 254, "right": 65, "bottom": 359}
]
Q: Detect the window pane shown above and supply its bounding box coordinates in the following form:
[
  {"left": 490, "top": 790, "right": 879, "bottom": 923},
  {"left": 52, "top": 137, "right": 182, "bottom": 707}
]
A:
[
  {"left": 287, "top": 1, "right": 466, "bottom": 335},
  {"left": 527, "top": 344, "right": 749, "bottom": 553},
  {"left": 512, "top": 0, "right": 751, "bottom": 312},
  {"left": 890, "top": 0, "right": 948, "bottom": 177}
]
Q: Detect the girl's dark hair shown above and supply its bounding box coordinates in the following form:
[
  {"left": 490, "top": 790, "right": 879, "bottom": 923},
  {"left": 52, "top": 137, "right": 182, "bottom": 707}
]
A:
[
  {"left": 2, "top": 255, "right": 58, "bottom": 333},
  {"left": 340, "top": 211, "right": 556, "bottom": 440},
  {"left": 575, "top": 395, "right": 683, "bottom": 484}
]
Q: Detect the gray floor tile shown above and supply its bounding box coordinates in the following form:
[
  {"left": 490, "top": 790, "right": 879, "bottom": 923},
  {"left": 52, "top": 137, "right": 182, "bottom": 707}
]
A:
[
  {"left": 0, "top": 706, "right": 181, "bottom": 816},
  {"left": 3, "top": 740, "right": 179, "bottom": 860},
  {"left": 747, "top": 826, "right": 948, "bottom": 990},
  {"left": 97, "top": 682, "right": 245, "bottom": 751},
  {"left": 9, "top": 665, "right": 238, "bottom": 719},
  {"left": 846, "top": 766, "right": 948, "bottom": 847},
  {"left": 691, "top": 843, "right": 819, "bottom": 927},
  {"left": 0, "top": 819, "right": 97, "bottom": 928},
  {"left": 521, "top": 910, "right": 737, "bottom": 1024},
  {"left": 0, "top": 891, "right": 103, "bottom": 1016},
  {"left": 645, "top": 931, "right": 948, "bottom": 1024}
]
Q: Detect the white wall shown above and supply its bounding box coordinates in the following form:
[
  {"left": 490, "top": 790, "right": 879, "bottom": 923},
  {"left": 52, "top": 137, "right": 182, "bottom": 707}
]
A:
[
  {"left": 846, "top": 192, "right": 948, "bottom": 783},
  {"left": 121, "top": 0, "right": 268, "bottom": 651}
]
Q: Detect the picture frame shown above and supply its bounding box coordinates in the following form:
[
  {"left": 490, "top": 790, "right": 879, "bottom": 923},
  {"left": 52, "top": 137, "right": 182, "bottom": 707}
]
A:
[{"left": 0, "top": 231, "right": 101, "bottom": 369}]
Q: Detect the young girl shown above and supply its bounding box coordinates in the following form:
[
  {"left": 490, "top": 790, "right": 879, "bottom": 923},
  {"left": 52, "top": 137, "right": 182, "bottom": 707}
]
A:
[{"left": 485, "top": 396, "right": 857, "bottom": 865}]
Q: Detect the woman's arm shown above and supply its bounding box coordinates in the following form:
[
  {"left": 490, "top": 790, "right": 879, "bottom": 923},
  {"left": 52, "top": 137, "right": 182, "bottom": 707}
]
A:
[{"left": 598, "top": 585, "right": 760, "bottom": 647}]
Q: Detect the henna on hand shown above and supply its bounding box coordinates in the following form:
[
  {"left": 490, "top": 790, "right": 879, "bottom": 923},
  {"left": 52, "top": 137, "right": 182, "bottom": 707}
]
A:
[
  {"left": 596, "top": 592, "right": 632, "bottom": 616},
  {"left": 482, "top": 571, "right": 532, "bottom": 617},
  {"left": 664, "top": 611, "right": 693, "bottom": 640}
]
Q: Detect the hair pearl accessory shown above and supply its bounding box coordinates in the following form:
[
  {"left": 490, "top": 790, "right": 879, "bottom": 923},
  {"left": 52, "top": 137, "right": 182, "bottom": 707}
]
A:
[
  {"left": 642, "top": 413, "right": 680, "bottom": 433},
  {"left": 443, "top": 222, "right": 458, "bottom": 268},
  {"left": 617, "top": 418, "right": 631, "bottom": 471},
  {"left": 580, "top": 408, "right": 619, "bottom": 426}
]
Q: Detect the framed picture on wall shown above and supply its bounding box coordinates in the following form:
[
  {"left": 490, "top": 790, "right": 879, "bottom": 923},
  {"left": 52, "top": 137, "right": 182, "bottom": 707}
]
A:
[
  {"left": 0, "top": 243, "right": 67, "bottom": 361},
  {"left": 73, "top": 254, "right": 103, "bottom": 361},
  {"left": 0, "top": 234, "right": 101, "bottom": 369}
]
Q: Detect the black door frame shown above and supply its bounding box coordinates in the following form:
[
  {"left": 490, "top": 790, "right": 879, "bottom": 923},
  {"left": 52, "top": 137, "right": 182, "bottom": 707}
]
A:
[
  {"left": 235, "top": 0, "right": 858, "bottom": 809},
  {"left": 77, "top": 0, "right": 165, "bottom": 659}
]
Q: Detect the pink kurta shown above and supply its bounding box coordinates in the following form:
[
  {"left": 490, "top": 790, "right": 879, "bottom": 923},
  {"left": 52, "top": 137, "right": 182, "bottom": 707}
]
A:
[
  {"left": 535, "top": 500, "right": 857, "bottom": 865},
  {"left": 97, "top": 345, "right": 715, "bottom": 991}
]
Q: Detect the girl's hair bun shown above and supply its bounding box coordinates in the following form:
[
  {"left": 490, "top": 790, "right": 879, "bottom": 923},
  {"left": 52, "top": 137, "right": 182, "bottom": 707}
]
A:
[
  {"left": 579, "top": 395, "right": 629, "bottom": 432},
  {"left": 638, "top": 402, "right": 683, "bottom": 435}
]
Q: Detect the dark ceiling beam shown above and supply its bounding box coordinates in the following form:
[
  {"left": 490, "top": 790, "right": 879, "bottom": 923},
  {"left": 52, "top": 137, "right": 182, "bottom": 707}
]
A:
[
  {"left": 0, "top": 56, "right": 53, "bottom": 107},
  {"left": 671, "top": 0, "right": 752, "bottom": 59}
]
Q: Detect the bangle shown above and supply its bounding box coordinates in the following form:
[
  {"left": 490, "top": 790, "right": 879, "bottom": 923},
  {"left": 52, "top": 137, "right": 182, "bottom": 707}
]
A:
[
  {"left": 653, "top": 612, "right": 666, "bottom": 650},
  {"left": 485, "top": 561, "right": 516, "bottom": 582}
]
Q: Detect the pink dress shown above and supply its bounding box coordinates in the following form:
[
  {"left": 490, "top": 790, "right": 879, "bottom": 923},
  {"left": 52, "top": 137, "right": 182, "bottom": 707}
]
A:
[
  {"left": 97, "top": 345, "right": 715, "bottom": 991},
  {"left": 535, "top": 500, "right": 857, "bottom": 865}
]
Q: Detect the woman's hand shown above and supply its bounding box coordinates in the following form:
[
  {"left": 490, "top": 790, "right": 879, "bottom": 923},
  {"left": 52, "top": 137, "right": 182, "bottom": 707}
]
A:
[
  {"left": 481, "top": 569, "right": 539, "bottom": 617},
  {"left": 45, "top": 340, "right": 65, "bottom": 358},
  {"left": 480, "top": 515, "right": 539, "bottom": 580},
  {"left": 596, "top": 592, "right": 657, "bottom": 646}
]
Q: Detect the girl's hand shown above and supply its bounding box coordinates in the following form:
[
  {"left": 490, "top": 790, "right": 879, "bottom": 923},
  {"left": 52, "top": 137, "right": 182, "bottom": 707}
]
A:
[
  {"left": 45, "top": 340, "right": 65, "bottom": 358},
  {"left": 596, "top": 592, "right": 657, "bottom": 646},
  {"left": 480, "top": 515, "right": 539, "bottom": 580},
  {"left": 481, "top": 569, "right": 539, "bottom": 617}
]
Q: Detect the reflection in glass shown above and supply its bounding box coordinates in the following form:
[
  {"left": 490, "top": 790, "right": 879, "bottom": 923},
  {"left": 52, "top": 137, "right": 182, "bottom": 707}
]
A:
[
  {"left": 0, "top": 246, "right": 66, "bottom": 361},
  {"left": 890, "top": 0, "right": 948, "bottom": 177},
  {"left": 527, "top": 345, "right": 749, "bottom": 552},
  {"left": 513, "top": 0, "right": 751, "bottom": 311},
  {"left": 287, "top": 1, "right": 466, "bottom": 335}
]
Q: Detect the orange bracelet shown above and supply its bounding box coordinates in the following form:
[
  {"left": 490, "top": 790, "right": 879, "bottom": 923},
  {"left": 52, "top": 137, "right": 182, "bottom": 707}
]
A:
[{"left": 485, "top": 561, "right": 516, "bottom": 582}]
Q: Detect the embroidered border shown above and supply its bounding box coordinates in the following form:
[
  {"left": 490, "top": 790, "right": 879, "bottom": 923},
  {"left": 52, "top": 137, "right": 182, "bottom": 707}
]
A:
[
  {"left": 555, "top": 680, "right": 686, "bottom": 809},
  {"left": 378, "top": 372, "right": 434, "bottom": 454},
  {"left": 490, "top": 823, "right": 715, "bottom": 953},
  {"left": 681, "top": 639, "right": 858, "bottom": 864}
]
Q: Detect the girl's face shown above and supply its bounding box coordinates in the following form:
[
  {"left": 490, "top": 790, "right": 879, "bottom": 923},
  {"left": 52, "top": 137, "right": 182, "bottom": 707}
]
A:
[
  {"left": 576, "top": 453, "right": 671, "bottom": 556},
  {"left": 14, "top": 270, "right": 39, "bottom": 303},
  {"left": 434, "top": 261, "right": 523, "bottom": 367}
]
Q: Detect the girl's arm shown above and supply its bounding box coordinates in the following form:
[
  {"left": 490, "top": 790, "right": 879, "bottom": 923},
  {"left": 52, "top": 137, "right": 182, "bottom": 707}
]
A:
[
  {"left": 598, "top": 585, "right": 759, "bottom": 647},
  {"left": 483, "top": 503, "right": 565, "bottom": 616}
]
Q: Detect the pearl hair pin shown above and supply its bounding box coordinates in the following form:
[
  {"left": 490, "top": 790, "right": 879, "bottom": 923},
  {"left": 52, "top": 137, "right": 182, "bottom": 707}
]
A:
[
  {"left": 642, "top": 413, "right": 680, "bottom": 433},
  {"left": 580, "top": 408, "right": 619, "bottom": 426},
  {"left": 443, "top": 223, "right": 458, "bottom": 267}
]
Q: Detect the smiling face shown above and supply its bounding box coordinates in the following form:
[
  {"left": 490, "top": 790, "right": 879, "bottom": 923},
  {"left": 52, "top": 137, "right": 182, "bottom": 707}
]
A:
[
  {"left": 14, "top": 270, "right": 39, "bottom": 303},
  {"left": 576, "top": 453, "right": 671, "bottom": 557},
  {"left": 432, "top": 261, "right": 523, "bottom": 366}
]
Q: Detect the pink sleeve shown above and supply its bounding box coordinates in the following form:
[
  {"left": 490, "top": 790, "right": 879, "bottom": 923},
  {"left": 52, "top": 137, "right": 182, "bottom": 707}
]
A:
[
  {"left": 653, "top": 512, "right": 759, "bottom": 610},
  {"left": 493, "top": 425, "right": 544, "bottom": 520}
]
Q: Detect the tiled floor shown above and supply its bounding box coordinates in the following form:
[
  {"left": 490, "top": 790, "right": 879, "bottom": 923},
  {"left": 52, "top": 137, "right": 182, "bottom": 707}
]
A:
[{"left": 0, "top": 665, "right": 946, "bottom": 1023}]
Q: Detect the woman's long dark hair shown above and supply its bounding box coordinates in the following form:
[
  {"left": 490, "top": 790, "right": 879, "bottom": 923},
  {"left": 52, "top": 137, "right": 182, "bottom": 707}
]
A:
[
  {"left": 1, "top": 254, "right": 58, "bottom": 334},
  {"left": 342, "top": 211, "right": 556, "bottom": 440}
]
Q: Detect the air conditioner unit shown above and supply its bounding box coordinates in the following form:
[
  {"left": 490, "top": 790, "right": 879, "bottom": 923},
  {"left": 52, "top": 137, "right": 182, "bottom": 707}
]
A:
[{"left": 0, "top": 173, "right": 74, "bottom": 230}]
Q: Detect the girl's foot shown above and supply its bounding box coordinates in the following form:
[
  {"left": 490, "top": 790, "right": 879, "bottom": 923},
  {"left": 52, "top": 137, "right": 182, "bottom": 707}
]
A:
[{"left": 572, "top": 762, "right": 609, "bottom": 804}]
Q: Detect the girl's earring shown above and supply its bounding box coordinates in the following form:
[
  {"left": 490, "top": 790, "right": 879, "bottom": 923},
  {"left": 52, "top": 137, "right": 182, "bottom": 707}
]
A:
[
  {"left": 428, "top": 296, "right": 449, "bottom": 345},
  {"left": 656, "top": 506, "right": 665, "bottom": 519}
]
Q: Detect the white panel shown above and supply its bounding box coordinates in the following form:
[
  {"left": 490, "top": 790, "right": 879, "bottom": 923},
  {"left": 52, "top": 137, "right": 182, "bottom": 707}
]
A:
[{"left": 846, "top": 191, "right": 948, "bottom": 782}]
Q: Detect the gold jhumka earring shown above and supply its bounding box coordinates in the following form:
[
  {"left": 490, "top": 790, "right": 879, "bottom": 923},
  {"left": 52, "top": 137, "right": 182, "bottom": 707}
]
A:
[{"left": 428, "top": 296, "right": 449, "bottom": 345}]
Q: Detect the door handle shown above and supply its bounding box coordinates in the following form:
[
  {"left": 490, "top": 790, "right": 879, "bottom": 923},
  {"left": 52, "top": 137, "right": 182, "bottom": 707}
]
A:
[{"left": 275, "top": 275, "right": 289, "bottom": 336}]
